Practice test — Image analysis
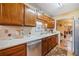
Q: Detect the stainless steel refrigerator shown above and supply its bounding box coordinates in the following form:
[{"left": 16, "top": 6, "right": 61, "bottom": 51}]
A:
[{"left": 74, "top": 17, "right": 79, "bottom": 56}]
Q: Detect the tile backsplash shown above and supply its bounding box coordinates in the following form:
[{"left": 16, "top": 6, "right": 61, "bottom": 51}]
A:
[
  {"left": 0, "top": 25, "right": 53, "bottom": 40},
  {"left": 0, "top": 25, "right": 44, "bottom": 40},
  {"left": 0, "top": 26, "right": 23, "bottom": 40}
]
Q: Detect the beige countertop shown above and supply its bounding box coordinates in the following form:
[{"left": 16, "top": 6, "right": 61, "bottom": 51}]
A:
[{"left": 0, "top": 31, "right": 60, "bottom": 50}]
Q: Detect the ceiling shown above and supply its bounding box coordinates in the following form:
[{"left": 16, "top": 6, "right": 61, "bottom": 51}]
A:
[{"left": 29, "top": 3, "right": 79, "bottom": 17}]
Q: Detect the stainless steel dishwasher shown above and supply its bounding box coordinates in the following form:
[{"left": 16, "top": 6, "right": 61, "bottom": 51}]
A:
[{"left": 27, "top": 40, "right": 41, "bottom": 56}]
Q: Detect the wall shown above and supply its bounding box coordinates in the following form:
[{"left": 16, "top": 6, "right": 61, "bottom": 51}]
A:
[{"left": 56, "top": 19, "right": 73, "bottom": 33}]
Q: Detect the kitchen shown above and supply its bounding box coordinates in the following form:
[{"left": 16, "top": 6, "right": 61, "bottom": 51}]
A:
[{"left": 0, "top": 3, "right": 79, "bottom": 56}]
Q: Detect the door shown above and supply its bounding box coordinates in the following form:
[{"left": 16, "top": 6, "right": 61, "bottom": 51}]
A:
[{"left": 1, "top": 3, "right": 24, "bottom": 25}]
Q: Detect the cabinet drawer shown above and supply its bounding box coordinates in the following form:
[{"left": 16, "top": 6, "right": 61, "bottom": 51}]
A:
[{"left": 0, "top": 43, "right": 27, "bottom": 56}]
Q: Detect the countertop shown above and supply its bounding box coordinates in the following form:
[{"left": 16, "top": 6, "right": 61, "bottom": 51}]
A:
[{"left": 0, "top": 31, "right": 60, "bottom": 50}]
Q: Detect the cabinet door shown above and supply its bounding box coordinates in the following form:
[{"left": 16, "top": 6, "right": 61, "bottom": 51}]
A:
[
  {"left": 47, "top": 20, "right": 54, "bottom": 28},
  {"left": 51, "top": 35, "right": 58, "bottom": 48},
  {"left": 47, "top": 37, "right": 53, "bottom": 51},
  {"left": 1, "top": 3, "right": 24, "bottom": 25},
  {"left": 25, "top": 6, "right": 36, "bottom": 26},
  {"left": 42, "top": 38, "right": 48, "bottom": 56},
  {"left": 54, "top": 35, "right": 58, "bottom": 45},
  {"left": 38, "top": 14, "right": 55, "bottom": 28}
]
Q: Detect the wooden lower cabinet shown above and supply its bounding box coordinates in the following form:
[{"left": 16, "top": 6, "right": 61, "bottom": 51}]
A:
[
  {"left": 0, "top": 43, "right": 27, "bottom": 56},
  {"left": 42, "top": 35, "right": 58, "bottom": 56},
  {"left": 42, "top": 38, "right": 48, "bottom": 56}
]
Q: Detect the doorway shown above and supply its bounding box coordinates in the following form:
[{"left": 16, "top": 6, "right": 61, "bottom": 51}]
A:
[{"left": 56, "top": 18, "right": 73, "bottom": 55}]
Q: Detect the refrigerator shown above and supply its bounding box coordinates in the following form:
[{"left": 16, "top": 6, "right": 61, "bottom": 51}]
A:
[{"left": 73, "top": 17, "right": 79, "bottom": 56}]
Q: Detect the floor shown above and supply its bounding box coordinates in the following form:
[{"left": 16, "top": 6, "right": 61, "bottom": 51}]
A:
[{"left": 46, "top": 46, "right": 67, "bottom": 56}]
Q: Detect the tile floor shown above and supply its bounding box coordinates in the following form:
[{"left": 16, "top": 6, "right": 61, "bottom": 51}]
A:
[{"left": 46, "top": 46, "right": 67, "bottom": 56}]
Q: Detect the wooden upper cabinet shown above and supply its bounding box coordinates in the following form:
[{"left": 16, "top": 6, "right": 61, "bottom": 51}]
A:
[
  {"left": 45, "top": 16, "right": 55, "bottom": 28},
  {"left": 38, "top": 14, "right": 47, "bottom": 22},
  {"left": 38, "top": 14, "right": 55, "bottom": 28},
  {"left": 47, "top": 20, "right": 55, "bottom": 28},
  {"left": 25, "top": 6, "right": 37, "bottom": 27},
  {"left": 1, "top": 3, "right": 24, "bottom": 25}
]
